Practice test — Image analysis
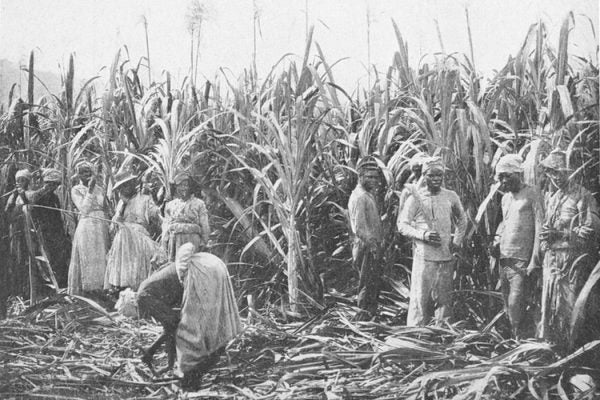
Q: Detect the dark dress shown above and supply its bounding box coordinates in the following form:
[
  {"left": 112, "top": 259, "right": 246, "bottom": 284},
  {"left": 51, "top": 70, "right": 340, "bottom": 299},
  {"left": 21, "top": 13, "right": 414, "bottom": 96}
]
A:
[{"left": 29, "top": 191, "right": 71, "bottom": 288}]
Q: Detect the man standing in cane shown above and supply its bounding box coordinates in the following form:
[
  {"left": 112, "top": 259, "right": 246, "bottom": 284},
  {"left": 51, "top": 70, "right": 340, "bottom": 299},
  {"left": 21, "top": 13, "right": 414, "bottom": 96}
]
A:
[
  {"left": 491, "top": 154, "right": 541, "bottom": 339},
  {"left": 348, "top": 156, "right": 384, "bottom": 321},
  {"left": 398, "top": 157, "right": 467, "bottom": 326}
]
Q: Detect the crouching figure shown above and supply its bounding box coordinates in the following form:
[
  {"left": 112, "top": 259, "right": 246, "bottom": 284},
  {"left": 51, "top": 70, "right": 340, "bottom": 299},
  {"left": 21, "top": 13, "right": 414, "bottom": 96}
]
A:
[{"left": 137, "top": 243, "right": 242, "bottom": 389}]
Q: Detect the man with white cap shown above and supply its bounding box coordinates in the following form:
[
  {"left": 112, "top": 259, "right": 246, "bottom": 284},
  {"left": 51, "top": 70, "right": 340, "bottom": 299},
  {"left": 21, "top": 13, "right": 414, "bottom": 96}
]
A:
[
  {"left": 398, "top": 156, "right": 467, "bottom": 326},
  {"left": 491, "top": 154, "right": 542, "bottom": 338},
  {"left": 348, "top": 156, "right": 384, "bottom": 320}
]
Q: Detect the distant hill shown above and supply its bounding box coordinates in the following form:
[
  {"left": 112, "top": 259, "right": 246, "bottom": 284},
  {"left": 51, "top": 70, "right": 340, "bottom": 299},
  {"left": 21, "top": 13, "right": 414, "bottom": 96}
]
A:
[{"left": 0, "top": 59, "right": 62, "bottom": 109}]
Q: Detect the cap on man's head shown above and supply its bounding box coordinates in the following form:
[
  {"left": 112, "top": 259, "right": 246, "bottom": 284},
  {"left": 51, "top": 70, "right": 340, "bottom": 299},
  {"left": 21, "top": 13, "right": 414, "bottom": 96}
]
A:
[
  {"left": 76, "top": 160, "right": 94, "bottom": 174},
  {"left": 357, "top": 156, "right": 380, "bottom": 173}
]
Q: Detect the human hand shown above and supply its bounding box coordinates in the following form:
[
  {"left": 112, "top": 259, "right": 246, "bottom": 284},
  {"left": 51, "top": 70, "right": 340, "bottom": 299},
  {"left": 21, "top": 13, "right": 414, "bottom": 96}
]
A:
[
  {"left": 424, "top": 231, "right": 441, "bottom": 246},
  {"left": 89, "top": 176, "right": 97, "bottom": 191},
  {"left": 526, "top": 263, "right": 537, "bottom": 276},
  {"left": 540, "top": 228, "right": 560, "bottom": 242},
  {"left": 488, "top": 243, "right": 500, "bottom": 258},
  {"left": 367, "top": 238, "right": 380, "bottom": 253},
  {"left": 450, "top": 242, "right": 462, "bottom": 254}
]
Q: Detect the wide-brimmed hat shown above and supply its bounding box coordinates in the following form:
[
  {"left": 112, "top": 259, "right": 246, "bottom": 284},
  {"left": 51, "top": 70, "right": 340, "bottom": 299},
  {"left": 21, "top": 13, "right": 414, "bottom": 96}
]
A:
[
  {"left": 42, "top": 168, "right": 62, "bottom": 183},
  {"left": 112, "top": 170, "right": 138, "bottom": 191},
  {"left": 540, "top": 150, "right": 570, "bottom": 172}
]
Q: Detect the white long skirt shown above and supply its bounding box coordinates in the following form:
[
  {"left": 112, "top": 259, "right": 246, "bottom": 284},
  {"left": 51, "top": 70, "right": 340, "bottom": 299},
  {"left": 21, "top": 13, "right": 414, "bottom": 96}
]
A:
[
  {"left": 104, "top": 222, "right": 166, "bottom": 290},
  {"left": 67, "top": 211, "right": 109, "bottom": 295}
]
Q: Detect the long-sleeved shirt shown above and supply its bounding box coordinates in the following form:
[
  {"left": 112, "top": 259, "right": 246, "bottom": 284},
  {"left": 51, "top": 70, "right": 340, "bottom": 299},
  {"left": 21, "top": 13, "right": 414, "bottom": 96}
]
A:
[
  {"left": 71, "top": 184, "right": 106, "bottom": 217},
  {"left": 542, "top": 184, "right": 599, "bottom": 250},
  {"left": 496, "top": 185, "right": 541, "bottom": 261},
  {"left": 398, "top": 187, "right": 467, "bottom": 261},
  {"left": 348, "top": 184, "right": 383, "bottom": 245},
  {"left": 162, "top": 196, "right": 210, "bottom": 244}
]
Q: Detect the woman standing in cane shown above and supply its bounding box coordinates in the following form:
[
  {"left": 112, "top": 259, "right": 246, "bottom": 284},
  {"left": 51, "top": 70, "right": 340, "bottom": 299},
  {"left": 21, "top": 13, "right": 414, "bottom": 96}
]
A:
[
  {"left": 68, "top": 161, "right": 110, "bottom": 296},
  {"left": 162, "top": 172, "right": 210, "bottom": 261}
]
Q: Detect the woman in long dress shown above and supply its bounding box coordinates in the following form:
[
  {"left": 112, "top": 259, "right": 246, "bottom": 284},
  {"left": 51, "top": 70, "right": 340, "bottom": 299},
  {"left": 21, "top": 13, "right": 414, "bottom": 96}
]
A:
[
  {"left": 105, "top": 171, "right": 166, "bottom": 291},
  {"left": 68, "top": 162, "right": 110, "bottom": 295},
  {"left": 4, "top": 169, "right": 35, "bottom": 295},
  {"left": 162, "top": 173, "right": 210, "bottom": 260},
  {"left": 174, "top": 243, "right": 241, "bottom": 389}
]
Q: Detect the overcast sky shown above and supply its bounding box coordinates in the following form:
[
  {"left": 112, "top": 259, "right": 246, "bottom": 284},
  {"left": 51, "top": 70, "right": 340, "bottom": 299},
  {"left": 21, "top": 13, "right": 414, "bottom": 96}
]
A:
[{"left": 0, "top": 0, "right": 597, "bottom": 91}]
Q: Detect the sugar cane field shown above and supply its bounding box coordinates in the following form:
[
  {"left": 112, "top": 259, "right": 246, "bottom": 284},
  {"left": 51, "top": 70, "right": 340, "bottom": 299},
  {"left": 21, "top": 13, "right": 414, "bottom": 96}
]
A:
[{"left": 0, "top": 3, "right": 599, "bottom": 399}]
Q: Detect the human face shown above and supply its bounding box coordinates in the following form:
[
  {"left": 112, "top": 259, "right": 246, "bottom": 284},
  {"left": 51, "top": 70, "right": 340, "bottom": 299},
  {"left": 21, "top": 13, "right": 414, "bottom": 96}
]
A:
[
  {"left": 176, "top": 179, "right": 191, "bottom": 199},
  {"left": 79, "top": 168, "right": 92, "bottom": 186},
  {"left": 119, "top": 180, "right": 137, "bottom": 198},
  {"left": 411, "top": 165, "right": 422, "bottom": 179},
  {"left": 424, "top": 169, "right": 443, "bottom": 193},
  {"left": 546, "top": 168, "right": 567, "bottom": 189},
  {"left": 360, "top": 170, "right": 381, "bottom": 192},
  {"left": 16, "top": 177, "right": 30, "bottom": 190},
  {"left": 497, "top": 172, "right": 521, "bottom": 193}
]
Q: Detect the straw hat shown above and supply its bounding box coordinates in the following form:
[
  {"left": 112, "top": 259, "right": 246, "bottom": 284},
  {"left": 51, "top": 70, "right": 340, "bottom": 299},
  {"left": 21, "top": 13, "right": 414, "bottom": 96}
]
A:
[
  {"left": 113, "top": 169, "right": 138, "bottom": 191},
  {"left": 540, "top": 150, "right": 570, "bottom": 171},
  {"left": 42, "top": 168, "right": 62, "bottom": 183}
]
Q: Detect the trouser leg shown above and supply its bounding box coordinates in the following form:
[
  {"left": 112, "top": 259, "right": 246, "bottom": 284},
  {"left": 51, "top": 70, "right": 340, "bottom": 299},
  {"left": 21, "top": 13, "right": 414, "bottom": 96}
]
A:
[
  {"left": 407, "top": 256, "right": 429, "bottom": 326},
  {"left": 501, "top": 258, "right": 528, "bottom": 337},
  {"left": 431, "top": 261, "right": 454, "bottom": 324},
  {"left": 357, "top": 247, "right": 382, "bottom": 316}
]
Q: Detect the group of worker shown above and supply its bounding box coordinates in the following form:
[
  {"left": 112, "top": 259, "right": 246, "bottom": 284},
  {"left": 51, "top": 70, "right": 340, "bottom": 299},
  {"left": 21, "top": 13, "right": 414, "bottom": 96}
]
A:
[
  {"left": 4, "top": 162, "right": 240, "bottom": 390},
  {"left": 348, "top": 150, "right": 599, "bottom": 346},
  {"left": 3, "top": 147, "right": 598, "bottom": 388}
]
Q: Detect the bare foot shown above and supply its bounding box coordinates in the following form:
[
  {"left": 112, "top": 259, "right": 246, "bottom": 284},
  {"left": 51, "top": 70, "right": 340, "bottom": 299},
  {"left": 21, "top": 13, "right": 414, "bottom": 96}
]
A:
[{"left": 141, "top": 352, "right": 158, "bottom": 376}]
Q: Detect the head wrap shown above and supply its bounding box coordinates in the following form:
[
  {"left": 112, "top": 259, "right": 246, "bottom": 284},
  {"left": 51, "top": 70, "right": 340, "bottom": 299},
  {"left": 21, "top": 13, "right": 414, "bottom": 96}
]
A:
[
  {"left": 15, "top": 169, "right": 32, "bottom": 181},
  {"left": 42, "top": 168, "right": 62, "bottom": 183},
  {"left": 173, "top": 171, "right": 192, "bottom": 185},
  {"left": 540, "top": 150, "right": 569, "bottom": 171},
  {"left": 495, "top": 154, "right": 523, "bottom": 178},
  {"left": 421, "top": 157, "right": 444, "bottom": 174},
  {"left": 76, "top": 160, "right": 94, "bottom": 174},
  {"left": 409, "top": 153, "right": 429, "bottom": 169},
  {"left": 357, "top": 156, "right": 380, "bottom": 173}
]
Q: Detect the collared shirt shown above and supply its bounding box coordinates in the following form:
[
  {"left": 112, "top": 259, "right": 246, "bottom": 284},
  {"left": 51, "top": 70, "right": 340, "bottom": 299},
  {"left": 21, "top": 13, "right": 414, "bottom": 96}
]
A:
[
  {"left": 497, "top": 185, "right": 539, "bottom": 261},
  {"left": 348, "top": 184, "right": 383, "bottom": 244},
  {"left": 398, "top": 187, "right": 467, "bottom": 261}
]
